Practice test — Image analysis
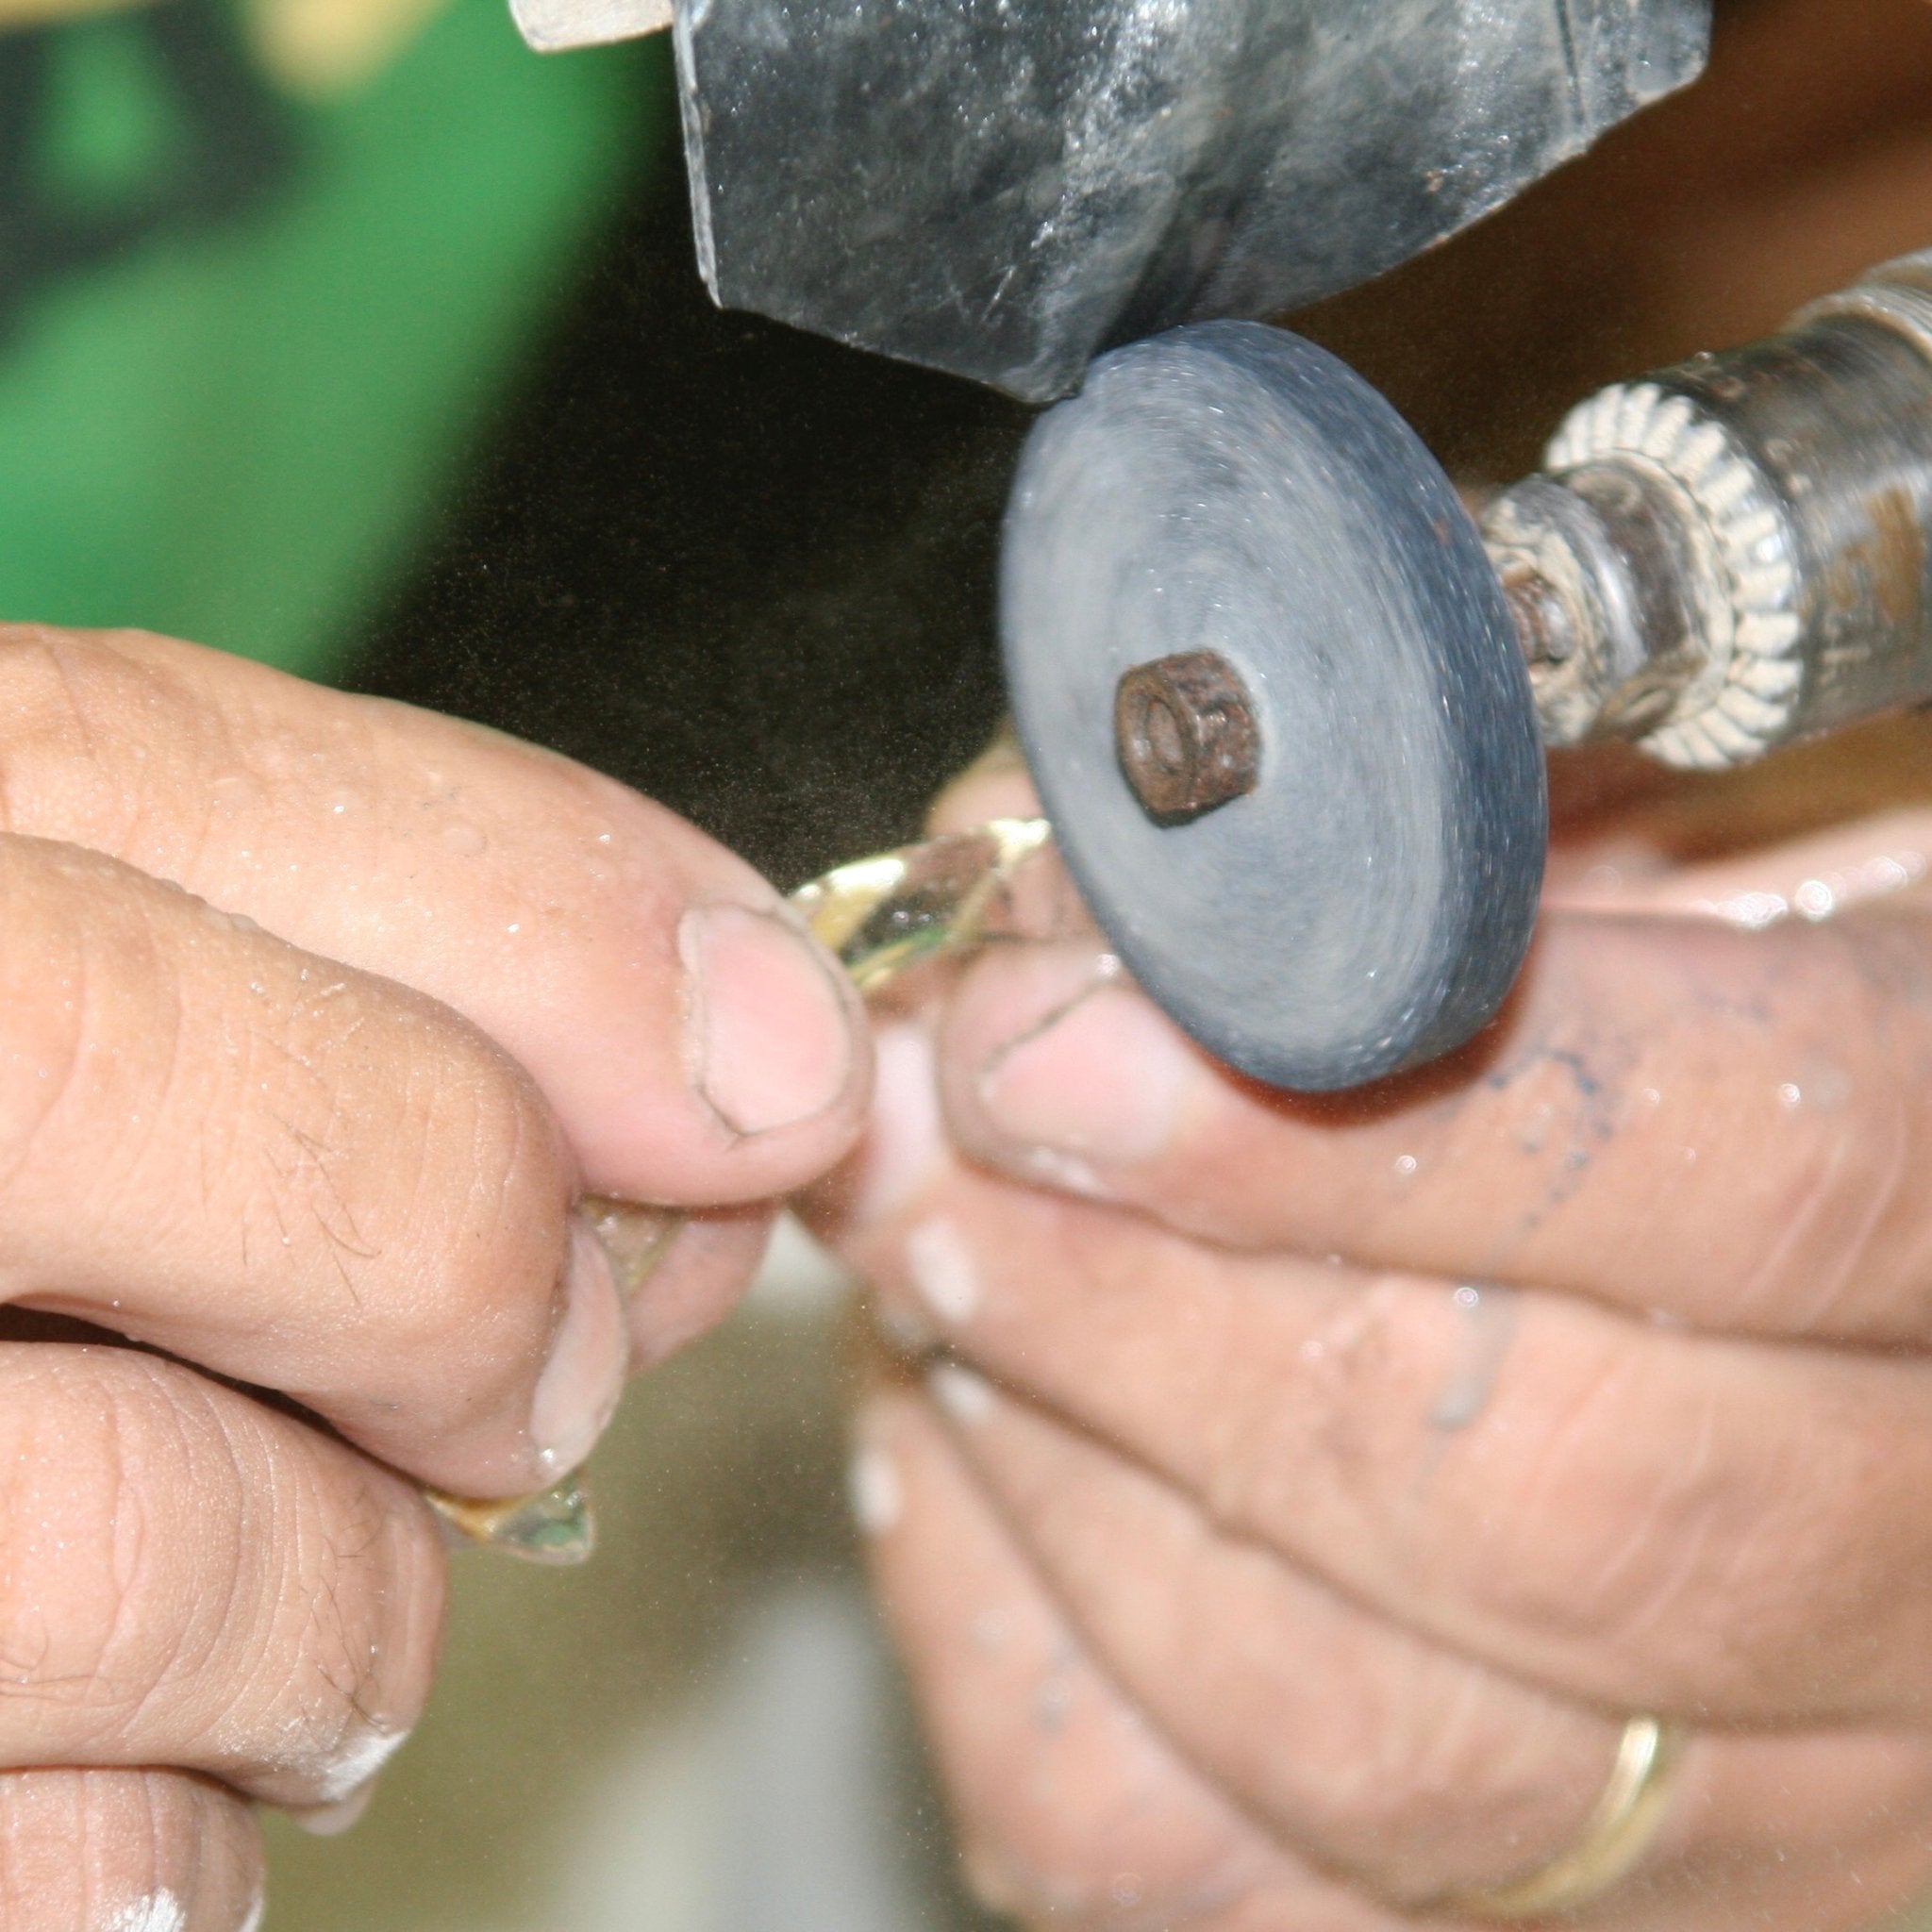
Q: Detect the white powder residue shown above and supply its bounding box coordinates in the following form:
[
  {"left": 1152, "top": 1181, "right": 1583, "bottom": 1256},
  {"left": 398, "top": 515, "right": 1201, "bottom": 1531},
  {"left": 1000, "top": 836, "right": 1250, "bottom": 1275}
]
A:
[
  {"left": 312, "top": 1720, "right": 409, "bottom": 1803},
  {"left": 106, "top": 1892, "right": 186, "bottom": 1932}
]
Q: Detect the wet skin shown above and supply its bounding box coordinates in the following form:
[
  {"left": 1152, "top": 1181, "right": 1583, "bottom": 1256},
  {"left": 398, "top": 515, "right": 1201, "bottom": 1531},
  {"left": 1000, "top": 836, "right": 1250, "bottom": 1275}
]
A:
[
  {"left": 814, "top": 717, "right": 1932, "bottom": 1931},
  {"left": 0, "top": 624, "right": 871, "bottom": 1929}
]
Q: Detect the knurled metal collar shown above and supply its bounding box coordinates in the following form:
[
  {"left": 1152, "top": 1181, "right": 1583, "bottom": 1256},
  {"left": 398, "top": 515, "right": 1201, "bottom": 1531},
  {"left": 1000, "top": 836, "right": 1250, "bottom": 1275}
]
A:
[
  {"left": 1543, "top": 380, "right": 1802, "bottom": 769},
  {"left": 1791, "top": 250, "right": 1932, "bottom": 372}
]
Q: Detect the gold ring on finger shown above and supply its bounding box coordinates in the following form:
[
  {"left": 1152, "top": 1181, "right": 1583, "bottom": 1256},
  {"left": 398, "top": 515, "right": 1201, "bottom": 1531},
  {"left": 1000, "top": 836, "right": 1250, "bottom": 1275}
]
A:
[{"left": 1446, "top": 1715, "right": 1688, "bottom": 1921}]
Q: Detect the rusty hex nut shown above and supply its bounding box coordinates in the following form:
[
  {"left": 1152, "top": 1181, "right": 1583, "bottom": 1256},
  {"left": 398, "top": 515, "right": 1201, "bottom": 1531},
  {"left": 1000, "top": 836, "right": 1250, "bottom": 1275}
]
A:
[{"left": 1113, "top": 649, "right": 1260, "bottom": 824}]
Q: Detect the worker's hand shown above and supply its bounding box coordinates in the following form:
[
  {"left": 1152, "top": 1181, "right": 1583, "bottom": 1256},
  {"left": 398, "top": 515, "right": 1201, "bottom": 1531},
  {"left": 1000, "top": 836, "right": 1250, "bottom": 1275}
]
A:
[
  {"left": 816, "top": 724, "right": 1932, "bottom": 1931},
  {"left": 0, "top": 623, "right": 869, "bottom": 1929}
]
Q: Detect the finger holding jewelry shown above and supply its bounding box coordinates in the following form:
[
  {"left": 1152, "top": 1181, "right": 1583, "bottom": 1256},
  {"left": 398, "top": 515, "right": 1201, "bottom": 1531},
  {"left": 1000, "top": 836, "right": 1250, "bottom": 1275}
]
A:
[
  {"left": 0, "top": 835, "right": 625, "bottom": 1501},
  {"left": 0, "top": 624, "right": 870, "bottom": 1211},
  {"left": 927, "top": 903, "right": 1932, "bottom": 1345},
  {"left": 924, "top": 724, "right": 1932, "bottom": 1348}
]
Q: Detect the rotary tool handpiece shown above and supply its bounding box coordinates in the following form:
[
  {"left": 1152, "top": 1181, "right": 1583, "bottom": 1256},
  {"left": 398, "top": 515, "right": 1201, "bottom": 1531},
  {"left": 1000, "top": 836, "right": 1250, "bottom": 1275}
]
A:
[
  {"left": 1487, "top": 250, "right": 1932, "bottom": 773},
  {"left": 997, "top": 251, "right": 1932, "bottom": 1097}
]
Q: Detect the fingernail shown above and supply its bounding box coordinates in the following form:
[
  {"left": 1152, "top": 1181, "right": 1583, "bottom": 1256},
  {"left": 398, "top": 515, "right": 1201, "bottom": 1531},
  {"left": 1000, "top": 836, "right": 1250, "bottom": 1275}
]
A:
[
  {"left": 530, "top": 1218, "right": 628, "bottom": 1478},
  {"left": 848, "top": 1023, "right": 944, "bottom": 1228},
  {"left": 623, "top": 1207, "right": 774, "bottom": 1371},
  {"left": 682, "top": 903, "right": 859, "bottom": 1137},
  {"left": 289, "top": 1779, "right": 379, "bottom": 1838},
  {"left": 907, "top": 1216, "right": 980, "bottom": 1325},
  {"left": 928, "top": 1358, "right": 997, "bottom": 1425},
  {"left": 312, "top": 1721, "right": 408, "bottom": 1805},
  {"left": 846, "top": 1440, "right": 903, "bottom": 1535},
  {"left": 977, "top": 973, "right": 1193, "bottom": 1171},
  {"left": 580, "top": 1194, "right": 681, "bottom": 1299}
]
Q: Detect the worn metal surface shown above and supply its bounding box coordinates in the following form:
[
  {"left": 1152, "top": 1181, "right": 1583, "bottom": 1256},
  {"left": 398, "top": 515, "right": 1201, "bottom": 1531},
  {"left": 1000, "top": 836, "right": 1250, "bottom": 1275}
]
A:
[
  {"left": 670, "top": 0, "right": 1708, "bottom": 401},
  {"left": 1003, "top": 323, "right": 1545, "bottom": 1091},
  {"left": 1486, "top": 256, "right": 1932, "bottom": 770},
  {"left": 1114, "top": 649, "right": 1259, "bottom": 824}
]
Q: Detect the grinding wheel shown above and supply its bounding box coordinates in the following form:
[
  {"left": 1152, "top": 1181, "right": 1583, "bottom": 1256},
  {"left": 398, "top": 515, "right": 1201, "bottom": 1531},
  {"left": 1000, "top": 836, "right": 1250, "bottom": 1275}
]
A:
[{"left": 1000, "top": 322, "right": 1547, "bottom": 1092}]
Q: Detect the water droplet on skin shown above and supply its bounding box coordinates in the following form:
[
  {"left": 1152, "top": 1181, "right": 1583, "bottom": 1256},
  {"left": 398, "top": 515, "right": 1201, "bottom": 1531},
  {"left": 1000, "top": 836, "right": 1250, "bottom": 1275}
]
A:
[
  {"left": 1392, "top": 1153, "right": 1419, "bottom": 1178},
  {"left": 1794, "top": 878, "right": 1835, "bottom": 920},
  {"left": 1777, "top": 1081, "right": 1803, "bottom": 1109},
  {"left": 1432, "top": 1280, "right": 1519, "bottom": 1430},
  {"left": 325, "top": 790, "right": 361, "bottom": 818},
  {"left": 1640, "top": 1086, "right": 1662, "bottom": 1108},
  {"left": 1706, "top": 890, "right": 1788, "bottom": 930},
  {"left": 441, "top": 821, "right": 487, "bottom": 858},
  {"left": 505, "top": 922, "right": 522, "bottom": 936}
]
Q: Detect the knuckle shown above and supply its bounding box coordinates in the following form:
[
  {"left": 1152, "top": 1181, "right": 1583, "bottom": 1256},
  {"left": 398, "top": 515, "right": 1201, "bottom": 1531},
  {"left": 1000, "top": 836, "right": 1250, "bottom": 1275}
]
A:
[
  {"left": 1464, "top": 1358, "right": 1843, "bottom": 1707},
  {"left": 1732, "top": 927, "right": 1930, "bottom": 1334},
  {"left": 0, "top": 1349, "right": 441, "bottom": 1799},
  {"left": 0, "top": 846, "right": 92, "bottom": 1200},
  {"left": 0, "top": 1352, "right": 237, "bottom": 1745},
  {"left": 941, "top": 1704, "right": 1266, "bottom": 1929},
  {"left": 0, "top": 839, "right": 211, "bottom": 1217},
  {"left": 1467, "top": 1351, "right": 1705, "bottom": 1652},
  {"left": 197, "top": 1393, "right": 442, "bottom": 1801},
  {"left": 0, "top": 626, "right": 218, "bottom": 850},
  {"left": 0, "top": 1768, "right": 263, "bottom": 1932},
  {"left": 383, "top": 1021, "right": 575, "bottom": 1365},
  {"left": 1194, "top": 1279, "right": 1407, "bottom": 1542},
  {"left": 1295, "top": 1684, "right": 1611, "bottom": 1904},
  {"left": 247, "top": 958, "right": 575, "bottom": 1389}
]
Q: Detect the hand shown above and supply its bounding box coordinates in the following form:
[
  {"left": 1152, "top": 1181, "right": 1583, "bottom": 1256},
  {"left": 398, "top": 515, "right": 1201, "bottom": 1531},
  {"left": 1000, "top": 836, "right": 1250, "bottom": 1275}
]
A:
[
  {"left": 0, "top": 622, "right": 869, "bottom": 1928},
  {"left": 818, "top": 723, "right": 1932, "bottom": 1930}
]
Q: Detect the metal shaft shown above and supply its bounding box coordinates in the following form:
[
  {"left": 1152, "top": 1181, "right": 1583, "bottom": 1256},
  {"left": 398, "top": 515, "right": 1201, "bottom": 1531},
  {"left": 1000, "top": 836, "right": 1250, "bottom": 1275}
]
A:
[{"left": 1483, "top": 251, "right": 1932, "bottom": 769}]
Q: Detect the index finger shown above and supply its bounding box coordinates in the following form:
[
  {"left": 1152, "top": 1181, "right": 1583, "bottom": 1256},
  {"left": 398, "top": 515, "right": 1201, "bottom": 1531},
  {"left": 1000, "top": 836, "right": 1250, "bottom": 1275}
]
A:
[
  {"left": 933, "top": 904, "right": 1932, "bottom": 1341},
  {"left": 0, "top": 625, "right": 869, "bottom": 1208}
]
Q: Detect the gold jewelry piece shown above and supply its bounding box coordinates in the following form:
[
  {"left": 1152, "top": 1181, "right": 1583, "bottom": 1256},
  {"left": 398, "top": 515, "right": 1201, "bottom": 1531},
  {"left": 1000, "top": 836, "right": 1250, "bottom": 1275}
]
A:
[
  {"left": 431, "top": 818, "right": 1055, "bottom": 1562},
  {"left": 1449, "top": 1715, "right": 1687, "bottom": 1921},
  {"left": 790, "top": 816, "right": 1052, "bottom": 990}
]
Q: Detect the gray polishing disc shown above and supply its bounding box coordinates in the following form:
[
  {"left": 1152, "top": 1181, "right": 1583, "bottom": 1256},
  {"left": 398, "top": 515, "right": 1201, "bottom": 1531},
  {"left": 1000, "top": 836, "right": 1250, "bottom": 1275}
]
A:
[{"left": 1000, "top": 322, "right": 1546, "bottom": 1092}]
